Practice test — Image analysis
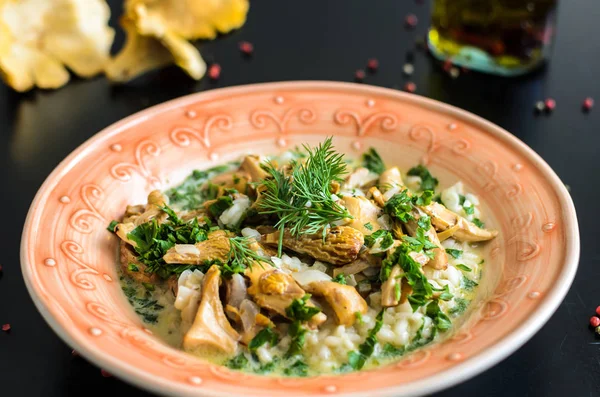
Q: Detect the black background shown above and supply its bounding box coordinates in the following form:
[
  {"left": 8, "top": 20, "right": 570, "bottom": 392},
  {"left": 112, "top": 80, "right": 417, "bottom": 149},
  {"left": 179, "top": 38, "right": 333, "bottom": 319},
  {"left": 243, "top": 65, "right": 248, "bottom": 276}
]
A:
[{"left": 1, "top": 1, "right": 599, "bottom": 396}]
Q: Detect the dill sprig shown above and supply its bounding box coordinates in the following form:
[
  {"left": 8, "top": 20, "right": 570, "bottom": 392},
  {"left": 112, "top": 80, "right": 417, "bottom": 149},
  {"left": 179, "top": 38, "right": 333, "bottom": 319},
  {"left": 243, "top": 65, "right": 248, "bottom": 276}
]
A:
[
  {"left": 224, "top": 236, "right": 272, "bottom": 277},
  {"left": 257, "top": 137, "right": 352, "bottom": 255}
]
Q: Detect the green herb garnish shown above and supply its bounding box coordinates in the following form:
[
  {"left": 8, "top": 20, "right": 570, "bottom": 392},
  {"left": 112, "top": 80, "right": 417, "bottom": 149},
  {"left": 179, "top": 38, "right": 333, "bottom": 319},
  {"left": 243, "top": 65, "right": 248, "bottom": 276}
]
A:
[
  {"left": 347, "top": 310, "right": 384, "bottom": 370},
  {"left": 472, "top": 218, "right": 485, "bottom": 228},
  {"left": 208, "top": 196, "right": 233, "bottom": 218},
  {"left": 461, "top": 276, "right": 478, "bottom": 291},
  {"left": 286, "top": 294, "right": 321, "bottom": 322},
  {"left": 449, "top": 298, "right": 470, "bottom": 316},
  {"left": 364, "top": 229, "right": 394, "bottom": 250},
  {"left": 223, "top": 236, "right": 272, "bottom": 278},
  {"left": 459, "top": 195, "right": 475, "bottom": 215},
  {"left": 364, "top": 222, "right": 373, "bottom": 231},
  {"left": 107, "top": 220, "right": 119, "bottom": 233},
  {"left": 284, "top": 359, "right": 309, "bottom": 377},
  {"left": 362, "top": 148, "right": 386, "bottom": 174},
  {"left": 249, "top": 327, "right": 279, "bottom": 352},
  {"left": 456, "top": 264, "right": 472, "bottom": 272},
  {"left": 258, "top": 138, "right": 352, "bottom": 256},
  {"left": 226, "top": 353, "right": 249, "bottom": 370},
  {"left": 127, "top": 263, "right": 139, "bottom": 272},
  {"left": 426, "top": 301, "right": 452, "bottom": 331},
  {"left": 407, "top": 165, "right": 439, "bottom": 191},
  {"left": 445, "top": 248, "right": 463, "bottom": 259},
  {"left": 333, "top": 274, "right": 347, "bottom": 285}
]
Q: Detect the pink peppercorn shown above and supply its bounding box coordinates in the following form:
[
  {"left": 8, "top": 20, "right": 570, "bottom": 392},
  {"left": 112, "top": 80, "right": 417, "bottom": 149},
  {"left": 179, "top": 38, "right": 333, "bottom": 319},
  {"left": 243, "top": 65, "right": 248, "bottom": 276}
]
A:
[
  {"left": 239, "top": 41, "right": 254, "bottom": 55},
  {"left": 405, "top": 14, "right": 418, "bottom": 28},
  {"left": 404, "top": 82, "right": 416, "bottom": 93},
  {"left": 591, "top": 316, "right": 600, "bottom": 327},
  {"left": 367, "top": 58, "right": 379, "bottom": 71},
  {"left": 596, "top": 306, "right": 600, "bottom": 316},
  {"left": 545, "top": 98, "right": 556, "bottom": 111},
  {"left": 583, "top": 97, "right": 594, "bottom": 111},
  {"left": 355, "top": 69, "right": 366, "bottom": 81},
  {"left": 208, "top": 64, "right": 221, "bottom": 80},
  {"left": 101, "top": 369, "right": 112, "bottom": 378},
  {"left": 2, "top": 323, "right": 10, "bottom": 332}
]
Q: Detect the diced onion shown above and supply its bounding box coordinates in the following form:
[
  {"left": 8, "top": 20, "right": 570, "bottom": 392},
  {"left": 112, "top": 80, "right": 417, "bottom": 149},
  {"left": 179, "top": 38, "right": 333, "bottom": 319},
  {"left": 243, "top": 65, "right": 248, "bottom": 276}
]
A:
[
  {"left": 292, "top": 269, "right": 332, "bottom": 287},
  {"left": 174, "top": 244, "right": 200, "bottom": 255}
]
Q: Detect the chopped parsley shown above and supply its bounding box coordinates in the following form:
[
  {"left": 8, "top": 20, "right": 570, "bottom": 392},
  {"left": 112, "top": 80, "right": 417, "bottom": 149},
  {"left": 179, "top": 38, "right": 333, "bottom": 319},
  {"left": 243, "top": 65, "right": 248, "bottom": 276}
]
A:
[
  {"left": 226, "top": 353, "right": 249, "bottom": 370},
  {"left": 107, "top": 220, "right": 119, "bottom": 232},
  {"left": 166, "top": 164, "right": 234, "bottom": 210},
  {"left": 363, "top": 222, "right": 373, "bottom": 231},
  {"left": 208, "top": 196, "right": 233, "bottom": 218},
  {"left": 472, "top": 218, "right": 485, "bottom": 228},
  {"left": 286, "top": 294, "right": 321, "bottom": 322},
  {"left": 456, "top": 264, "right": 472, "bottom": 272},
  {"left": 384, "top": 190, "right": 414, "bottom": 223},
  {"left": 445, "top": 248, "right": 463, "bottom": 259},
  {"left": 284, "top": 359, "right": 309, "bottom": 377},
  {"left": 249, "top": 327, "right": 279, "bottom": 352},
  {"left": 333, "top": 274, "right": 347, "bottom": 285},
  {"left": 449, "top": 298, "right": 470, "bottom": 316},
  {"left": 364, "top": 229, "right": 394, "bottom": 250},
  {"left": 346, "top": 310, "right": 384, "bottom": 370},
  {"left": 426, "top": 301, "right": 452, "bottom": 331},
  {"left": 127, "top": 263, "right": 139, "bottom": 272},
  {"left": 438, "top": 284, "right": 453, "bottom": 301},
  {"left": 407, "top": 165, "right": 439, "bottom": 191},
  {"left": 461, "top": 276, "right": 479, "bottom": 291},
  {"left": 413, "top": 189, "right": 434, "bottom": 206},
  {"left": 362, "top": 147, "right": 386, "bottom": 174},
  {"left": 126, "top": 206, "right": 209, "bottom": 279},
  {"left": 459, "top": 195, "right": 475, "bottom": 215},
  {"left": 285, "top": 295, "right": 322, "bottom": 357}
]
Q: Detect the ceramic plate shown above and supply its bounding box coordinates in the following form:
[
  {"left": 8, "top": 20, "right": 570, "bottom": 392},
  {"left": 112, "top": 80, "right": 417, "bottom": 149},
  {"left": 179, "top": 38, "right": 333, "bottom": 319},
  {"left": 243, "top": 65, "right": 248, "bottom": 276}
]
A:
[{"left": 21, "top": 82, "right": 579, "bottom": 397}]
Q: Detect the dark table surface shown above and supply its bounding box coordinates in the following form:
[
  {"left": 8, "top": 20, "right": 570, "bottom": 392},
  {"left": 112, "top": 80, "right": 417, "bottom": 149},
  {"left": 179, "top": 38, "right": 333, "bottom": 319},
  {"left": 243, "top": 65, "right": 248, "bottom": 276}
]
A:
[{"left": 1, "top": 0, "right": 599, "bottom": 396}]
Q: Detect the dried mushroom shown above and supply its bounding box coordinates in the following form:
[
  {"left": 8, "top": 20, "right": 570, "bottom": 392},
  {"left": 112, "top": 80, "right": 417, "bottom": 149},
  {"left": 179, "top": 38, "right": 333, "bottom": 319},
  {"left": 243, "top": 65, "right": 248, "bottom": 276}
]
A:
[
  {"left": 0, "top": 0, "right": 114, "bottom": 91},
  {"left": 106, "top": 0, "right": 249, "bottom": 82}
]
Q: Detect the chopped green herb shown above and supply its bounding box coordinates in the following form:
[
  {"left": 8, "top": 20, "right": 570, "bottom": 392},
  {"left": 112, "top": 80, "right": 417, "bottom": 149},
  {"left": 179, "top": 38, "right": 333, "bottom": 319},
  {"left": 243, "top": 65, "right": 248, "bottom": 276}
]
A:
[
  {"left": 394, "top": 282, "right": 401, "bottom": 302},
  {"left": 142, "top": 282, "right": 155, "bottom": 291},
  {"left": 381, "top": 343, "right": 406, "bottom": 358},
  {"left": 456, "top": 264, "right": 472, "bottom": 272},
  {"left": 126, "top": 206, "right": 209, "bottom": 279},
  {"left": 363, "top": 222, "right": 373, "bottom": 231},
  {"left": 381, "top": 245, "right": 433, "bottom": 311},
  {"left": 355, "top": 311, "right": 364, "bottom": 324},
  {"left": 472, "top": 218, "right": 485, "bottom": 228},
  {"left": 362, "top": 148, "right": 386, "bottom": 174},
  {"left": 248, "top": 327, "right": 278, "bottom": 352},
  {"left": 438, "top": 284, "right": 453, "bottom": 301},
  {"left": 333, "top": 274, "right": 347, "bottom": 285},
  {"left": 286, "top": 294, "right": 321, "bottom": 322},
  {"left": 364, "top": 230, "right": 394, "bottom": 250},
  {"left": 286, "top": 320, "right": 307, "bottom": 357},
  {"left": 208, "top": 196, "right": 233, "bottom": 218},
  {"left": 256, "top": 358, "right": 279, "bottom": 374},
  {"left": 284, "top": 359, "right": 309, "bottom": 377},
  {"left": 347, "top": 310, "right": 384, "bottom": 370},
  {"left": 449, "top": 298, "right": 470, "bottom": 316},
  {"left": 459, "top": 195, "right": 475, "bottom": 215},
  {"left": 413, "top": 190, "right": 434, "bottom": 206},
  {"left": 107, "top": 220, "right": 119, "bottom": 233},
  {"left": 127, "top": 263, "right": 139, "bottom": 272},
  {"left": 445, "top": 248, "right": 463, "bottom": 259},
  {"left": 407, "top": 165, "right": 439, "bottom": 191},
  {"left": 426, "top": 301, "right": 452, "bottom": 331},
  {"left": 226, "top": 353, "right": 249, "bottom": 370},
  {"left": 461, "top": 276, "right": 479, "bottom": 291},
  {"left": 384, "top": 189, "right": 414, "bottom": 223}
]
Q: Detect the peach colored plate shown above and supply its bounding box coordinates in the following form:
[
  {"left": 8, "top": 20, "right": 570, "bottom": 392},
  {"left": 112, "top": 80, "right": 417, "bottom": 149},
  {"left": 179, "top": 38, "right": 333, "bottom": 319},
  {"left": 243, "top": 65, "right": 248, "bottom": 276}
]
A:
[{"left": 21, "top": 82, "right": 579, "bottom": 397}]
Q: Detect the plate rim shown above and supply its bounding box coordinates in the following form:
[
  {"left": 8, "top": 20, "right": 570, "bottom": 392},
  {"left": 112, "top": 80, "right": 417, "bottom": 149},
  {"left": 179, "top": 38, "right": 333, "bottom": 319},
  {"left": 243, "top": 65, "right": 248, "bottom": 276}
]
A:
[{"left": 20, "top": 81, "right": 580, "bottom": 397}]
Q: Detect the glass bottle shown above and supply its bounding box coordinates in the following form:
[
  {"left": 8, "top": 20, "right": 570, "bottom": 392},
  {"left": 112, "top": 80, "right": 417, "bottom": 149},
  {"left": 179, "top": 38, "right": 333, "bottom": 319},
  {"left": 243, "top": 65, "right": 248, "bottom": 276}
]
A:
[{"left": 428, "top": 0, "right": 558, "bottom": 76}]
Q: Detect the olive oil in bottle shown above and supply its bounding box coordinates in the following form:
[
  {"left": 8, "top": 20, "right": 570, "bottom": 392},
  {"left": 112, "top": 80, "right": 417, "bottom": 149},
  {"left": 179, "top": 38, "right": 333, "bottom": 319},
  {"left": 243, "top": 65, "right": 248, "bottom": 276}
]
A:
[{"left": 428, "top": 0, "right": 558, "bottom": 76}]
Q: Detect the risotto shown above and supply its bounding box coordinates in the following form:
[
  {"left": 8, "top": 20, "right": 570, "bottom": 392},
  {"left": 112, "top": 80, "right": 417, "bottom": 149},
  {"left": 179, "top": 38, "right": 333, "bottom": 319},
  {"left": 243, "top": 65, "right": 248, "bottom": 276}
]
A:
[{"left": 109, "top": 138, "right": 497, "bottom": 376}]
